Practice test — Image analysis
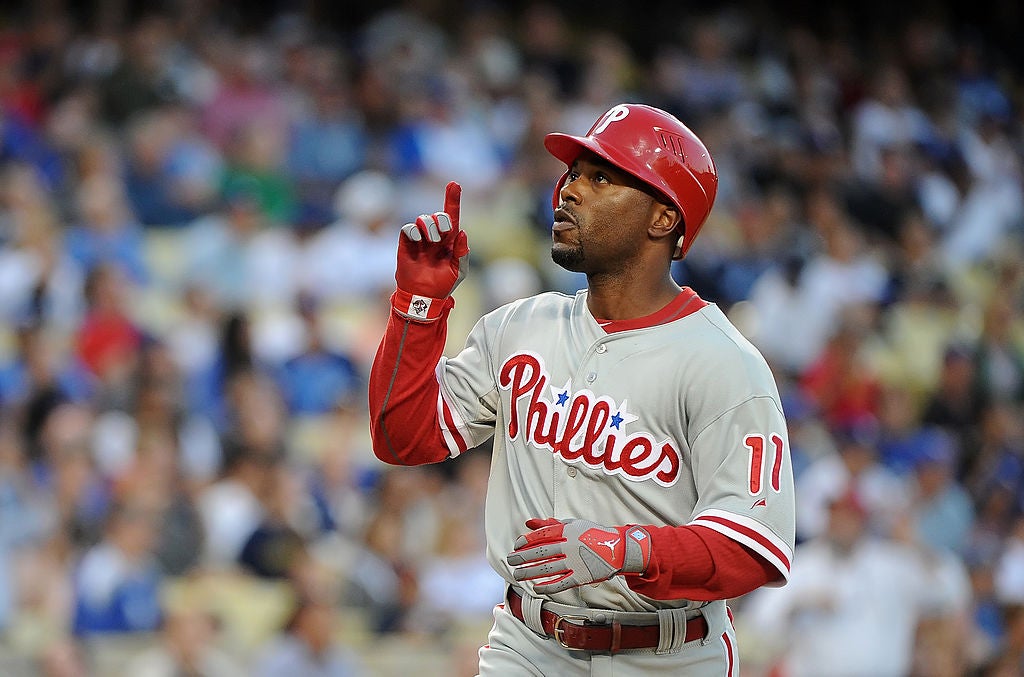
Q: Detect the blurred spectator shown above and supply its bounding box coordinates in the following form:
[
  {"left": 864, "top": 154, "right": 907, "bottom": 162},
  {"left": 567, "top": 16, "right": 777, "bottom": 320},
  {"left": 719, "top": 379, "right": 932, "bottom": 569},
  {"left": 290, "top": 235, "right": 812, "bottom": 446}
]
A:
[
  {"left": 275, "top": 294, "right": 363, "bottom": 416},
  {"left": 985, "top": 603, "right": 1024, "bottom": 676},
  {"left": 941, "top": 106, "right": 1023, "bottom": 269},
  {"left": 35, "top": 403, "right": 110, "bottom": 549},
  {"left": 849, "top": 63, "right": 932, "bottom": 181},
  {"left": 799, "top": 306, "right": 883, "bottom": 429},
  {"left": 652, "top": 17, "right": 746, "bottom": 123},
  {"left": 238, "top": 462, "right": 315, "bottom": 580},
  {"left": 164, "top": 284, "right": 222, "bottom": 387},
  {"left": 905, "top": 428, "right": 975, "bottom": 555},
  {"left": 64, "top": 174, "right": 149, "bottom": 285},
  {"left": 517, "top": 3, "right": 580, "bottom": 99},
  {"left": 124, "top": 606, "right": 246, "bottom": 677},
  {"left": 92, "top": 338, "right": 221, "bottom": 485},
  {"left": 346, "top": 467, "right": 441, "bottom": 633},
  {"left": 970, "top": 294, "right": 1024, "bottom": 403},
  {"left": 874, "top": 270, "right": 961, "bottom": 398},
  {"left": 197, "top": 367, "right": 288, "bottom": 570},
  {"left": 408, "top": 452, "right": 503, "bottom": 634},
  {"left": 0, "top": 425, "right": 52, "bottom": 631},
  {"left": 122, "top": 107, "right": 221, "bottom": 227},
  {"left": 287, "top": 52, "right": 368, "bottom": 214},
  {"left": 966, "top": 557, "right": 1007, "bottom": 671},
  {"left": 884, "top": 208, "right": 946, "bottom": 298},
  {"left": 74, "top": 264, "right": 145, "bottom": 402},
  {"left": 842, "top": 144, "right": 920, "bottom": 247},
  {"left": 220, "top": 116, "right": 297, "bottom": 225},
  {"left": 0, "top": 162, "right": 84, "bottom": 328},
  {"left": 184, "top": 176, "right": 298, "bottom": 311},
  {"left": 795, "top": 419, "right": 907, "bottom": 543},
  {"left": 196, "top": 442, "right": 274, "bottom": 571},
  {"left": 713, "top": 186, "right": 801, "bottom": 308},
  {"left": 296, "top": 169, "right": 402, "bottom": 304},
  {"left": 95, "top": 17, "right": 180, "bottom": 126},
  {"left": 387, "top": 73, "right": 506, "bottom": 192},
  {"left": 304, "top": 409, "right": 373, "bottom": 541},
  {"left": 187, "top": 310, "right": 276, "bottom": 431},
  {"left": 200, "top": 37, "right": 293, "bottom": 152},
  {"left": 875, "top": 384, "right": 943, "bottom": 475},
  {"left": 0, "top": 107, "right": 64, "bottom": 190},
  {"left": 253, "top": 595, "right": 363, "bottom": 677},
  {"left": 36, "top": 636, "right": 91, "bottom": 677},
  {"left": 921, "top": 343, "right": 988, "bottom": 469},
  {"left": 747, "top": 191, "right": 889, "bottom": 373},
  {"left": 71, "top": 499, "right": 163, "bottom": 635},
  {"left": 742, "top": 489, "right": 970, "bottom": 677},
  {"left": 995, "top": 517, "right": 1024, "bottom": 607},
  {"left": 0, "top": 322, "right": 94, "bottom": 414}
]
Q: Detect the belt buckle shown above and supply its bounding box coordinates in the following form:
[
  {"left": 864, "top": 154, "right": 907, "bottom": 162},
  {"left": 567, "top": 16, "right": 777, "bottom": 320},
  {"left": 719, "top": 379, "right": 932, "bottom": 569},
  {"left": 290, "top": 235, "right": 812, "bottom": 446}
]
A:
[{"left": 552, "top": 614, "right": 593, "bottom": 650}]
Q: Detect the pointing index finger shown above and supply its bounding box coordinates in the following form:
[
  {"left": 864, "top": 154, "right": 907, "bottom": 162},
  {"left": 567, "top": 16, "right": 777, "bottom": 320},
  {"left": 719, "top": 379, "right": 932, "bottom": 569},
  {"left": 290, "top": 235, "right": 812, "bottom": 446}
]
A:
[{"left": 444, "top": 181, "right": 461, "bottom": 231}]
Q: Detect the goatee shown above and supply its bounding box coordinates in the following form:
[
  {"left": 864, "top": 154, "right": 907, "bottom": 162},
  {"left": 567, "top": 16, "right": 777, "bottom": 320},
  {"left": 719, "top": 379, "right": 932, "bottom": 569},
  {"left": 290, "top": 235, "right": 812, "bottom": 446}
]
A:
[{"left": 551, "top": 245, "right": 584, "bottom": 271}]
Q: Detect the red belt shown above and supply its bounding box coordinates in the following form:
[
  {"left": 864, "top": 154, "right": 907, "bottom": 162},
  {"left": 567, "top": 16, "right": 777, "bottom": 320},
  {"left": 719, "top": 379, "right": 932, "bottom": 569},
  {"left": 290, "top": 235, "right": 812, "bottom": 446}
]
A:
[{"left": 506, "top": 588, "right": 708, "bottom": 653}]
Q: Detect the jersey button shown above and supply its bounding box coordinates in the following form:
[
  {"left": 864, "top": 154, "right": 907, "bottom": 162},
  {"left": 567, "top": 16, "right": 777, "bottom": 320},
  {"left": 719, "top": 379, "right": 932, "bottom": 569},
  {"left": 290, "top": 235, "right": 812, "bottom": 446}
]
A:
[
  {"left": 567, "top": 467, "right": 577, "bottom": 478},
  {"left": 586, "top": 372, "right": 597, "bottom": 383},
  {"left": 596, "top": 344, "right": 607, "bottom": 354}
]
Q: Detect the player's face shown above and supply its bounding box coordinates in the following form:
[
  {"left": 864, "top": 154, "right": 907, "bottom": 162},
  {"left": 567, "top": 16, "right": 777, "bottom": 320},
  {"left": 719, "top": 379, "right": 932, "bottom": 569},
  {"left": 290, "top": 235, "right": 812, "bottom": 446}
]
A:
[{"left": 551, "top": 153, "right": 662, "bottom": 273}]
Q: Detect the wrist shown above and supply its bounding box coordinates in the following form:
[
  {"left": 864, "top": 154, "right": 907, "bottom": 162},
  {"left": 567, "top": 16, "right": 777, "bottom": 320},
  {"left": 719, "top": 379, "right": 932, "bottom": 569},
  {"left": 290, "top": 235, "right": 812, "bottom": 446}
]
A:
[
  {"left": 392, "top": 288, "right": 454, "bottom": 322},
  {"left": 620, "top": 525, "right": 653, "bottom": 575}
]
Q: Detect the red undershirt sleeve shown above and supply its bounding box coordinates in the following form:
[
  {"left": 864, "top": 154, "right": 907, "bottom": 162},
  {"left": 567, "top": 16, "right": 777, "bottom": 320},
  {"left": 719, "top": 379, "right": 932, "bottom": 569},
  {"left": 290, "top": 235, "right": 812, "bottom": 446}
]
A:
[
  {"left": 625, "top": 524, "right": 781, "bottom": 601},
  {"left": 368, "top": 295, "right": 454, "bottom": 466}
]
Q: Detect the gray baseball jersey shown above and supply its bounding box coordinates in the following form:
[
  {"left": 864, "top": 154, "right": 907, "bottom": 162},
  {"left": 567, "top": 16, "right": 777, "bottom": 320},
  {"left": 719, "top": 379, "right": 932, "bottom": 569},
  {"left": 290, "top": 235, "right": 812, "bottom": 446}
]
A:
[{"left": 435, "top": 289, "right": 795, "bottom": 615}]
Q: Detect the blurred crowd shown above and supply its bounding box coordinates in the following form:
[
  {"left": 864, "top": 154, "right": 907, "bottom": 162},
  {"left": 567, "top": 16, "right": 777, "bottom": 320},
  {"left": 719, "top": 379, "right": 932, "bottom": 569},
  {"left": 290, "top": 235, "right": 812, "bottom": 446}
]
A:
[{"left": 0, "top": 0, "right": 1023, "bottom": 675}]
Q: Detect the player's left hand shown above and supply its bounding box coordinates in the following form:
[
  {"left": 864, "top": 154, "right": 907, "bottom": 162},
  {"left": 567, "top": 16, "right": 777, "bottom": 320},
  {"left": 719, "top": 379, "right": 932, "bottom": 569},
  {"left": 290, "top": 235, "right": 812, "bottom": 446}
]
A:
[{"left": 506, "top": 518, "right": 652, "bottom": 594}]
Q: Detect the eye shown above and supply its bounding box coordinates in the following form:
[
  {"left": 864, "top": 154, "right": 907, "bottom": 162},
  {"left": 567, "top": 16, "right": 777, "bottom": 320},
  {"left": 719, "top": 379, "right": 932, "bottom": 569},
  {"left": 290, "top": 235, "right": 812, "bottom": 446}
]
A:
[
  {"left": 567, "top": 169, "right": 581, "bottom": 182},
  {"left": 594, "top": 171, "right": 610, "bottom": 184}
]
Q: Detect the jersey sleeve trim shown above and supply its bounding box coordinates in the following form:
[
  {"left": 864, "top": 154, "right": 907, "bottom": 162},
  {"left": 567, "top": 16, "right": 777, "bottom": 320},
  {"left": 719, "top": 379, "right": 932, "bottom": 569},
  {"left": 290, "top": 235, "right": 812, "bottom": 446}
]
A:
[
  {"left": 690, "top": 508, "right": 792, "bottom": 583},
  {"left": 436, "top": 361, "right": 470, "bottom": 457}
]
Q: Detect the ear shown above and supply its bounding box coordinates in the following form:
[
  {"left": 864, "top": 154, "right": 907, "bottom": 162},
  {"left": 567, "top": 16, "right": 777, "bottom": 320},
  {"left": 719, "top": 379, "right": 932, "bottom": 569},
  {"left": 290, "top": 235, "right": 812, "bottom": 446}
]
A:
[{"left": 648, "top": 203, "right": 682, "bottom": 243}]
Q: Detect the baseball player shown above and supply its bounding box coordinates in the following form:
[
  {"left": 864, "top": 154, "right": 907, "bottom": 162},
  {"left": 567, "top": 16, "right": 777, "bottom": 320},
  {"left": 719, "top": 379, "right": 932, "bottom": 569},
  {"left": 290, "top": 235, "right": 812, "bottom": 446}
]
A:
[{"left": 369, "top": 103, "right": 795, "bottom": 675}]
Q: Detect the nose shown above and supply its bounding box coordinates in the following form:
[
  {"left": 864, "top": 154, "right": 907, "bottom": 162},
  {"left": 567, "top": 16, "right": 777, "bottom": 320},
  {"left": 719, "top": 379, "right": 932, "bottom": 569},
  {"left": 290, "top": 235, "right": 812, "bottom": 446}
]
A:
[{"left": 558, "top": 172, "right": 582, "bottom": 204}]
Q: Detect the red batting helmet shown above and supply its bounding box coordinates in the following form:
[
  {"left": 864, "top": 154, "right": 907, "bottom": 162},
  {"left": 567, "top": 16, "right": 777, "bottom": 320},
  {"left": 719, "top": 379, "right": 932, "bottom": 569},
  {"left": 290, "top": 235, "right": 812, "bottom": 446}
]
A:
[{"left": 544, "top": 103, "right": 718, "bottom": 259}]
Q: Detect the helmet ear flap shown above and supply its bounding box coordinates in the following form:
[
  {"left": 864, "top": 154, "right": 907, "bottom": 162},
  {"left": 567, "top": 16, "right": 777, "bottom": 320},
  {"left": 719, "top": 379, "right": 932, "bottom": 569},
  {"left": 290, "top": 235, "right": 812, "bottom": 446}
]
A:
[
  {"left": 551, "top": 169, "right": 570, "bottom": 211},
  {"left": 672, "top": 233, "right": 686, "bottom": 260}
]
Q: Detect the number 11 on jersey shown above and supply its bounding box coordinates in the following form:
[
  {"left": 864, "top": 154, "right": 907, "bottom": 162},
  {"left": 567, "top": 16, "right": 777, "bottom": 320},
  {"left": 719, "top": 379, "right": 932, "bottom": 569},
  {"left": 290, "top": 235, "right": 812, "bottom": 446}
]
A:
[{"left": 745, "top": 434, "right": 784, "bottom": 496}]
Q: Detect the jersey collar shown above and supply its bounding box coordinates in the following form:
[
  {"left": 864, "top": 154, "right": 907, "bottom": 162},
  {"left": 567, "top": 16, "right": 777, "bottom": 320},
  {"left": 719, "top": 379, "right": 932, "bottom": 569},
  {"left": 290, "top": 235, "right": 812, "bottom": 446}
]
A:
[{"left": 593, "top": 287, "right": 708, "bottom": 334}]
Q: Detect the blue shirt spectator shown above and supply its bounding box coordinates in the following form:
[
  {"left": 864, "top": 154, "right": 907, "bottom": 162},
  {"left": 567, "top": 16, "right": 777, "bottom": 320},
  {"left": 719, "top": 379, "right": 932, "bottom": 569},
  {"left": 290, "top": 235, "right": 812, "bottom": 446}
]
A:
[
  {"left": 72, "top": 503, "right": 163, "bottom": 636},
  {"left": 64, "top": 174, "right": 150, "bottom": 285}
]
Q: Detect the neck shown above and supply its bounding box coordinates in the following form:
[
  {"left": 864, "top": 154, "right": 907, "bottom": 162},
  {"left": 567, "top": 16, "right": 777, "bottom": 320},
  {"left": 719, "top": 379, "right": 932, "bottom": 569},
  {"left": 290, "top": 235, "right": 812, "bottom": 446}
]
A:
[{"left": 585, "top": 273, "right": 682, "bottom": 321}]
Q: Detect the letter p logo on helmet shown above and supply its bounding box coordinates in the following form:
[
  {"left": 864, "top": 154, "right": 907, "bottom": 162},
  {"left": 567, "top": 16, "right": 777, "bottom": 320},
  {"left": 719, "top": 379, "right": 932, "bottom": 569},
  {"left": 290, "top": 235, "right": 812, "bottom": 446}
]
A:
[{"left": 592, "top": 104, "right": 631, "bottom": 135}]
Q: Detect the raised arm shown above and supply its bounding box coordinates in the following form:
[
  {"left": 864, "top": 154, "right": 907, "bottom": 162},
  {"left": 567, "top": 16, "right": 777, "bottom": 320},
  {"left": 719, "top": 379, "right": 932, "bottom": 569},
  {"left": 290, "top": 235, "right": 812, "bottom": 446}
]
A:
[{"left": 369, "top": 182, "right": 471, "bottom": 466}]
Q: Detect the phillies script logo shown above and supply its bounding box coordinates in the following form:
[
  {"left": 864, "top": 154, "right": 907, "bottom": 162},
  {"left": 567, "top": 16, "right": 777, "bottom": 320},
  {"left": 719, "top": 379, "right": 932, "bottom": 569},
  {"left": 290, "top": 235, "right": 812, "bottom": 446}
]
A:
[{"left": 499, "top": 353, "right": 682, "bottom": 486}]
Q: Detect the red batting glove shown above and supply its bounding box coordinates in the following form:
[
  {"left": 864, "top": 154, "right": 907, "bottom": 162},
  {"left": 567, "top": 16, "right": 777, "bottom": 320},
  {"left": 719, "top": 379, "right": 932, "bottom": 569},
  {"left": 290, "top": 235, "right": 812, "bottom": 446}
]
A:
[
  {"left": 393, "top": 181, "right": 470, "bottom": 322},
  {"left": 506, "top": 518, "right": 652, "bottom": 594}
]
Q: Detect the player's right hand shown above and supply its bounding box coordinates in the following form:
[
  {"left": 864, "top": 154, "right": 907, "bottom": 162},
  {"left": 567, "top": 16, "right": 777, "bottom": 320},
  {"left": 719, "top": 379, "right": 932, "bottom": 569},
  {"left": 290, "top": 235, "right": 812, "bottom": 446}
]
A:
[
  {"left": 395, "top": 181, "right": 469, "bottom": 300},
  {"left": 506, "top": 518, "right": 652, "bottom": 594}
]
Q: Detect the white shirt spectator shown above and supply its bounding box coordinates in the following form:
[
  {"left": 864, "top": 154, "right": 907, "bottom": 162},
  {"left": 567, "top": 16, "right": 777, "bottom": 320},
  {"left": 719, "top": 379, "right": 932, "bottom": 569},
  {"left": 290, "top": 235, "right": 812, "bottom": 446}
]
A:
[
  {"left": 196, "top": 479, "right": 264, "bottom": 568},
  {"left": 742, "top": 535, "right": 968, "bottom": 677},
  {"left": 748, "top": 251, "right": 889, "bottom": 373},
  {"left": 796, "top": 451, "right": 908, "bottom": 542},
  {"left": 184, "top": 215, "right": 299, "bottom": 311},
  {"left": 298, "top": 222, "right": 398, "bottom": 303}
]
